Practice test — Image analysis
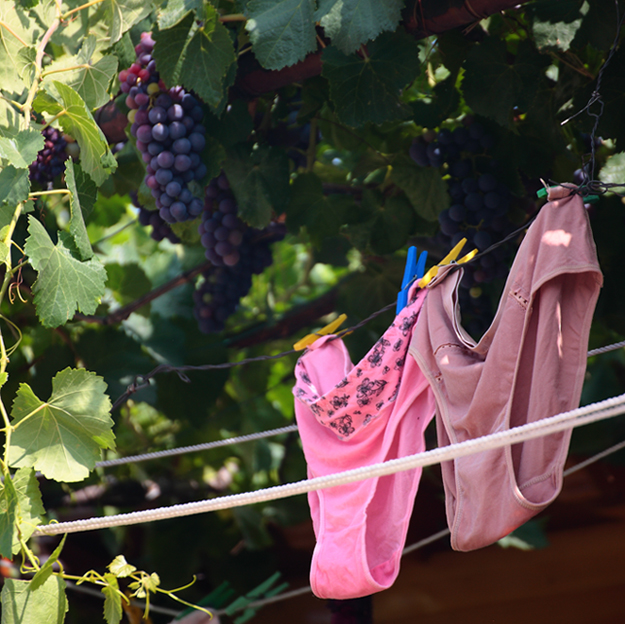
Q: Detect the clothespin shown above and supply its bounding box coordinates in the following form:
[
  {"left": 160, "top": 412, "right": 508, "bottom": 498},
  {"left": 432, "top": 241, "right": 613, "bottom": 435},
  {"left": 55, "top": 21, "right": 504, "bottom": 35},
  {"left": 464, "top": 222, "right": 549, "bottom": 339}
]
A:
[
  {"left": 418, "top": 237, "right": 478, "bottom": 288},
  {"left": 293, "top": 314, "right": 348, "bottom": 351},
  {"left": 396, "top": 246, "right": 428, "bottom": 314}
]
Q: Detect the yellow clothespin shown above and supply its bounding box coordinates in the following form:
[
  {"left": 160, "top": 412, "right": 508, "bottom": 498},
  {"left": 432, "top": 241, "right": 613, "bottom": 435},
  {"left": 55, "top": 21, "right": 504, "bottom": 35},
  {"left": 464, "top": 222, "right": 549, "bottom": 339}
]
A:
[
  {"left": 418, "top": 238, "right": 478, "bottom": 288},
  {"left": 294, "top": 314, "right": 348, "bottom": 351}
]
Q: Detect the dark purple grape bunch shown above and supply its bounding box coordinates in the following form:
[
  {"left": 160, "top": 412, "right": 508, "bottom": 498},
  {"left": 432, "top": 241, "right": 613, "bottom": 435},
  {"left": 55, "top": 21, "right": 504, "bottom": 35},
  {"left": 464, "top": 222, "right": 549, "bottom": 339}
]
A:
[
  {"left": 28, "top": 126, "right": 69, "bottom": 186},
  {"left": 193, "top": 173, "right": 286, "bottom": 333},
  {"left": 119, "top": 33, "right": 207, "bottom": 224},
  {"left": 199, "top": 173, "right": 246, "bottom": 267},
  {"left": 132, "top": 193, "right": 180, "bottom": 244}
]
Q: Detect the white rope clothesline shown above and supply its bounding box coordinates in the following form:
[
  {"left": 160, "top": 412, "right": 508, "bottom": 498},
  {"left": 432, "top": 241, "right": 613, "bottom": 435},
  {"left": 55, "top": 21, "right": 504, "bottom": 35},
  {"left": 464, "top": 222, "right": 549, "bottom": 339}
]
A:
[
  {"left": 33, "top": 392, "right": 625, "bottom": 537},
  {"left": 63, "top": 437, "right": 625, "bottom": 618},
  {"left": 96, "top": 339, "right": 625, "bottom": 470}
]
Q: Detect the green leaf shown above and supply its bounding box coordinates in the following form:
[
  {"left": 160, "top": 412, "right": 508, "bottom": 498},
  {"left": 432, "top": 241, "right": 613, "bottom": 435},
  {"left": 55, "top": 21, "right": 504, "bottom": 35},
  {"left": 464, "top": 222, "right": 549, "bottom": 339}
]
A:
[
  {"left": 322, "top": 31, "right": 421, "bottom": 127},
  {"left": 0, "top": 0, "right": 41, "bottom": 94},
  {"left": 108, "top": 555, "right": 137, "bottom": 578},
  {"left": 0, "top": 166, "right": 30, "bottom": 205},
  {"left": 246, "top": 0, "right": 317, "bottom": 70},
  {"left": 33, "top": 81, "right": 117, "bottom": 185},
  {"left": 31, "top": 535, "right": 66, "bottom": 590},
  {"left": 93, "top": 0, "right": 153, "bottom": 45},
  {"left": 0, "top": 473, "right": 17, "bottom": 558},
  {"left": 24, "top": 215, "right": 107, "bottom": 327},
  {"left": 102, "top": 574, "right": 123, "bottom": 624},
  {"left": 285, "top": 172, "right": 344, "bottom": 245},
  {"left": 42, "top": 44, "right": 119, "bottom": 110},
  {"left": 0, "top": 129, "right": 44, "bottom": 169},
  {"left": 529, "top": 0, "right": 586, "bottom": 51},
  {"left": 462, "top": 38, "right": 550, "bottom": 128},
  {"left": 12, "top": 468, "right": 46, "bottom": 554},
  {"left": 224, "top": 143, "right": 290, "bottom": 228},
  {"left": 1, "top": 576, "right": 68, "bottom": 624},
  {"left": 390, "top": 155, "right": 449, "bottom": 221},
  {"left": 158, "top": 0, "right": 204, "bottom": 29},
  {"left": 65, "top": 160, "right": 96, "bottom": 261},
  {"left": 153, "top": 8, "right": 236, "bottom": 111},
  {"left": 369, "top": 195, "right": 415, "bottom": 255},
  {"left": 599, "top": 152, "right": 625, "bottom": 187},
  {"left": 411, "top": 76, "right": 460, "bottom": 129},
  {"left": 8, "top": 367, "right": 114, "bottom": 482},
  {"left": 316, "top": 0, "right": 403, "bottom": 54}
]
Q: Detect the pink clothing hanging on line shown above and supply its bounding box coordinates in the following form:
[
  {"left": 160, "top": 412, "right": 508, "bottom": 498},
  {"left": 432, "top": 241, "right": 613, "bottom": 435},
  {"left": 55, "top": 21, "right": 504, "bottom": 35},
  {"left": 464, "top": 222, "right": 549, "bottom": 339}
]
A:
[
  {"left": 409, "top": 186, "right": 603, "bottom": 552},
  {"left": 293, "top": 288, "right": 436, "bottom": 600}
]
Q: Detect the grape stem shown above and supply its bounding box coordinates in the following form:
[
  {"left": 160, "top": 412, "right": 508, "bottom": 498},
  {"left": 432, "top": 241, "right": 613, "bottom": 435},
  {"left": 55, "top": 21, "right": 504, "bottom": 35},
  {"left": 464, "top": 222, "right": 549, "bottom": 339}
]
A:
[
  {"left": 21, "top": 18, "right": 60, "bottom": 131},
  {"left": 61, "top": 0, "right": 106, "bottom": 20},
  {"left": 41, "top": 63, "right": 94, "bottom": 78},
  {"left": 219, "top": 13, "right": 246, "bottom": 22}
]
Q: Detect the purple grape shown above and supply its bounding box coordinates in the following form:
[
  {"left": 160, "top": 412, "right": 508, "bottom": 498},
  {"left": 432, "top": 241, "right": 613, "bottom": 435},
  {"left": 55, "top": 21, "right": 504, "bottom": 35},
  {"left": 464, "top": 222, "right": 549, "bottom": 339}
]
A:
[
  {"left": 166, "top": 181, "right": 182, "bottom": 197},
  {"left": 136, "top": 125, "right": 153, "bottom": 143},
  {"left": 174, "top": 154, "right": 191, "bottom": 171},
  {"left": 157, "top": 151, "right": 174, "bottom": 168},
  {"left": 173, "top": 138, "right": 191, "bottom": 154},
  {"left": 170, "top": 201, "right": 188, "bottom": 221},
  {"left": 148, "top": 107, "right": 167, "bottom": 124},
  {"left": 169, "top": 121, "right": 186, "bottom": 140},
  {"left": 155, "top": 168, "right": 173, "bottom": 185}
]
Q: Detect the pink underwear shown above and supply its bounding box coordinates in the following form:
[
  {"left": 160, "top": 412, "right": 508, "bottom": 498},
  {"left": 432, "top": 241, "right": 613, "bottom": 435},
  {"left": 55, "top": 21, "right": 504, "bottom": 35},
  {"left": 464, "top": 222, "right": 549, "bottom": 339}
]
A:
[
  {"left": 409, "top": 187, "right": 603, "bottom": 551},
  {"left": 293, "top": 288, "right": 436, "bottom": 599}
]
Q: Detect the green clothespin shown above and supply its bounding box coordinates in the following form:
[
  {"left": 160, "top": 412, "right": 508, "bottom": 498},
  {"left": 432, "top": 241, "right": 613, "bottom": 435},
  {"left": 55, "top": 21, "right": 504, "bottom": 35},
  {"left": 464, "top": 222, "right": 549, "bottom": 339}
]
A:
[{"left": 536, "top": 187, "right": 599, "bottom": 203}]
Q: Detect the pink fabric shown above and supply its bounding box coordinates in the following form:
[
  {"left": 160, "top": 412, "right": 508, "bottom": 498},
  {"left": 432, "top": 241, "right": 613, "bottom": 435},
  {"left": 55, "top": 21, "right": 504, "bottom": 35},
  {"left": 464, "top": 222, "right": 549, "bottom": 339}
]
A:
[
  {"left": 409, "top": 188, "right": 603, "bottom": 552},
  {"left": 293, "top": 289, "right": 436, "bottom": 599}
]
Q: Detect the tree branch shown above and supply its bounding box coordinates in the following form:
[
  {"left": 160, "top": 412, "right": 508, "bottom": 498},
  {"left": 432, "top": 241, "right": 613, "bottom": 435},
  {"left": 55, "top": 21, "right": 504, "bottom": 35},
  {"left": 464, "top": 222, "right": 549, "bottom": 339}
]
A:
[
  {"left": 234, "top": 0, "right": 533, "bottom": 97},
  {"left": 74, "top": 261, "right": 212, "bottom": 325}
]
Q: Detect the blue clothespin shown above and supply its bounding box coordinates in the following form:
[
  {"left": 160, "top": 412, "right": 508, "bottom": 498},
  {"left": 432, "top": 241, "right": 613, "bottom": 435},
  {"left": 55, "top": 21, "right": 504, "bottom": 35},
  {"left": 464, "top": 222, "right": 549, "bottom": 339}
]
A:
[{"left": 396, "top": 246, "right": 428, "bottom": 314}]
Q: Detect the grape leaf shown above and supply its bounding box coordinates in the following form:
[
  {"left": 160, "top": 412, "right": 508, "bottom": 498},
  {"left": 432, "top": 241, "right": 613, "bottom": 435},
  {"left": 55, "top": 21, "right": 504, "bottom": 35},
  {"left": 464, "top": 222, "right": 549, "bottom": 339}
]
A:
[
  {"left": 8, "top": 367, "right": 115, "bottom": 482},
  {"left": 0, "top": 129, "right": 44, "bottom": 169},
  {"left": 316, "top": 0, "right": 403, "bottom": 54},
  {"left": 158, "top": 0, "right": 204, "bottom": 29},
  {"left": 0, "top": 576, "right": 68, "bottom": 624},
  {"left": 223, "top": 143, "right": 290, "bottom": 228},
  {"left": 0, "top": 472, "right": 17, "bottom": 558},
  {"left": 154, "top": 8, "right": 236, "bottom": 111},
  {"left": 33, "top": 81, "right": 117, "bottom": 185},
  {"left": 42, "top": 50, "right": 118, "bottom": 110},
  {"left": 0, "top": 166, "right": 30, "bottom": 206},
  {"left": 11, "top": 468, "right": 45, "bottom": 554},
  {"left": 369, "top": 195, "right": 416, "bottom": 255},
  {"left": 246, "top": 0, "right": 317, "bottom": 70},
  {"left": 31, "top": 535, "right": 66, "bottom": 590},
  {"left": 390, "top": 155, "right": 449, "bottom": 222},
  {"left": 462, "top": 38, "right": 549, "bottom": 128},
  {"left": 108, "top": 555, "right": 137, "bottom": 578},
  {"left": 321, "top": 31, "right": 421, "bottom": 127},
  {"left": 92, "top": 0, "right": 153, "bottom": 45},
  {"left": 0, "top": 0, "right": 41, "bottom": 94},
  {"left": 65, "top": 160, "right": 96, "bottom": 261},
  {"left": 529, "top": 0, "right": 586, "bottom": 51},
  {"left": 24, "top": 216, "right": 107, "bottom": 327},
  {"left": 285, "top": 172, "right": 343, "bottom": 245},
  {"left": 599, "top": 152, "right": 625, "bottom": 187},
  {"left": 102, "top": 574, "right": 123, "bottom": 624}
]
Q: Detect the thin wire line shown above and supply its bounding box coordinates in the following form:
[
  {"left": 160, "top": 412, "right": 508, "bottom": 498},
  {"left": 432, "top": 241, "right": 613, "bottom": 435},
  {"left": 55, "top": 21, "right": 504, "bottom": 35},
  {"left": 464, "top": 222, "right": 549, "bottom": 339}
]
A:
[
  {"left": 31, "top": 392, "right": 625, "bottom": 537},
  {"left": 95, "top": 425, "right": 299, "bottom": 468},
  {"left": 96, "top": 338, "right": 625, "bottom": 470},
  {"left": 64, "top": 437, "right": 625, "bottom": 618}
]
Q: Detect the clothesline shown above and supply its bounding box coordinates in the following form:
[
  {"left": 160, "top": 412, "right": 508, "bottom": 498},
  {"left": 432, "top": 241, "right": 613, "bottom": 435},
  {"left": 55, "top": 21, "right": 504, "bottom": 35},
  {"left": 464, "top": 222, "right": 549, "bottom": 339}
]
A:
[
  {"left": 63, "top": 437, "right": 625, "bottom": 619},
  {"left": 96, "top": 338, "right": 625, "bottom": 470},
  {"left": 33, "top": 391, "right": 625, "bottom": 537}
]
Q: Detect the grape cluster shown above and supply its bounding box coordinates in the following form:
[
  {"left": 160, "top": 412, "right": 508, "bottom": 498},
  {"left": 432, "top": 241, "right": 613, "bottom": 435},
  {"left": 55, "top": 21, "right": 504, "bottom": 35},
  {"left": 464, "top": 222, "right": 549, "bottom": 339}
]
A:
[
  {"left": 119, "top": 32, "right": 207, "bottom": 224},
  {"left": 410, "top": 120, "right": 516, "bottom": 285},
  {"left": 133, "top": 193, "right": 180, "bottom": 244},
  {"left": 198, "top": 173, "right": 246, "bottom": 267},
  {"left": 28, "top": 126, "right": 69, "bottom": 186},
  {"left": 194, "top": 173, "right": 286, "bottom": 333}
]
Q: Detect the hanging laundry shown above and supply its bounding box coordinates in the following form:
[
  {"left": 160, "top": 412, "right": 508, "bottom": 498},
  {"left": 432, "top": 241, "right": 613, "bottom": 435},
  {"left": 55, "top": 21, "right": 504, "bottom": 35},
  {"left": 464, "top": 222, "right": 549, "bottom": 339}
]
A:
[
  {"left": 409, "top": 186, "right": 603, "bottom": 552},
  {"left": 293, "top": 288, "right": 436, "bottom": 600}
]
